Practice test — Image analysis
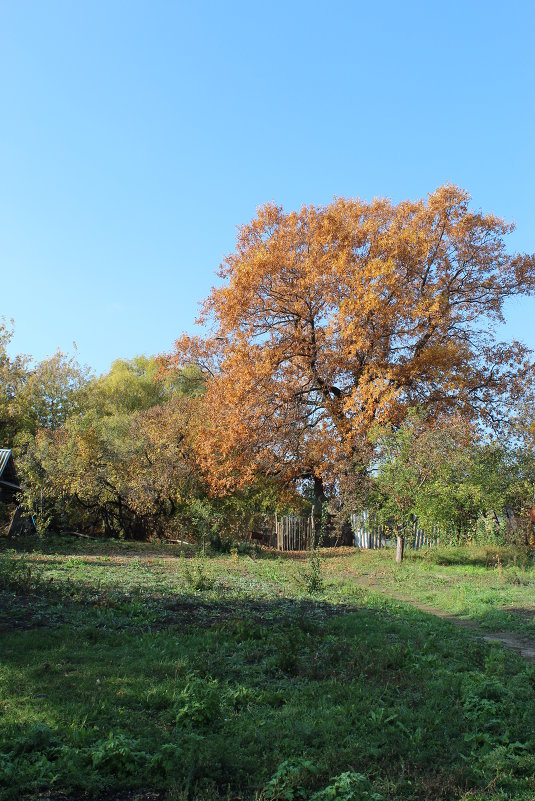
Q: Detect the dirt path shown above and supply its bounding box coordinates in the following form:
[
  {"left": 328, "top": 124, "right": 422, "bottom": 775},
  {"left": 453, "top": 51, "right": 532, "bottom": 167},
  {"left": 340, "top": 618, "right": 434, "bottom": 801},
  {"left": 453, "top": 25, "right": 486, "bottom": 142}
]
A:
[
  {"left": 388, "top": 592, "right": 535, "bottom": 663},
  {"left": 347, "top": 566, "right": 535, "bottom": 663}
]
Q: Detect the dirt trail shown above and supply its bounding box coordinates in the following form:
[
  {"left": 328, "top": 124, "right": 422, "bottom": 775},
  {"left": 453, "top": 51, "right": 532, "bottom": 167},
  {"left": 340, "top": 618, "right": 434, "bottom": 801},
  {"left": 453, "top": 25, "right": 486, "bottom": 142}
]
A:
[
  {"left": 347, "top": 566, "right": 535, "bottom": 663},
  {"left": 386, "top": 591, "right": 535, "bottom": 663}
]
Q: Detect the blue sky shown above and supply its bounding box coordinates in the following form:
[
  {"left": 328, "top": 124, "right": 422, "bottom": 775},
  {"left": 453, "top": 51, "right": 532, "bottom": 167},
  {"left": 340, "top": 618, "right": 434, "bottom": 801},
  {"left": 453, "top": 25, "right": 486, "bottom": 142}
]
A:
[{"left": 1, "top": 1, "right": 534, "bottom": 374}]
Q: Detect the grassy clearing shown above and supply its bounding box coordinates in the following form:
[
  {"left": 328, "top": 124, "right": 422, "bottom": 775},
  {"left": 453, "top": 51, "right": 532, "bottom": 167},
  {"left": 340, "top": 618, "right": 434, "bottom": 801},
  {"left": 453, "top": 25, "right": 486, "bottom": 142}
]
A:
[
  {"left": 1, "top": 538, "right": 535, "bottom": 801},
  {"left": 330, "top": 545, "right": 535, "bottom": 637}
]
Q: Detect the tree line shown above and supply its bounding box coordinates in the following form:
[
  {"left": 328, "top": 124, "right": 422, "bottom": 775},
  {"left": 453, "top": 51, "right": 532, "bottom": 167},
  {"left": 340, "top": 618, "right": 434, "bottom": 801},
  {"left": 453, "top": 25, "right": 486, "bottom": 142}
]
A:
[{"left": 2, "top": 185, "right": 535, "bottom": 545}]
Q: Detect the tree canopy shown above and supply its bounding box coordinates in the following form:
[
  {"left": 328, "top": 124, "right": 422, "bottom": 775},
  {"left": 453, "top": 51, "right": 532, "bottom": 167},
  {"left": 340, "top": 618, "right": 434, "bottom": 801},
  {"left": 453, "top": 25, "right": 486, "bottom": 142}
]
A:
[
  {"left": 3, "top": 186, "right": 535, "bottom": 543},
  {"left": 170, "top": 186, "right": 535, "bottom": 500}
]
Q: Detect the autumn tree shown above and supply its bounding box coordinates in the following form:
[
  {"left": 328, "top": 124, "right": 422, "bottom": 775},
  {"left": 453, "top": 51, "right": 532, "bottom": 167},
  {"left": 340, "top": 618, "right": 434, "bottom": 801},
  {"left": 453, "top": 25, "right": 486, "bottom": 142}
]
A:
[{"left": 169, "top": 186, "right": 535, "bottom": 510}]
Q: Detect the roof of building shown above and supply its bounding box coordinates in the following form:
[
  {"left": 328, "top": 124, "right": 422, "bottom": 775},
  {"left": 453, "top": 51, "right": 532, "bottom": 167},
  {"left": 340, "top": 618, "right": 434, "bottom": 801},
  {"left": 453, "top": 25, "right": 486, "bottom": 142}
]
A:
[{"left": 0, "top": 449, "right": 20, "bottom": 490}]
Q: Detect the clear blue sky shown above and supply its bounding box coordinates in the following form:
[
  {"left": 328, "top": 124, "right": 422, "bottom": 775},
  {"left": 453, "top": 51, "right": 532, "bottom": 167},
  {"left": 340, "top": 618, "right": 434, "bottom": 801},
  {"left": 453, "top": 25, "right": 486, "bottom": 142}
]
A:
[{"left": 1, "top": 0, "right": 534, "bottom": 374}]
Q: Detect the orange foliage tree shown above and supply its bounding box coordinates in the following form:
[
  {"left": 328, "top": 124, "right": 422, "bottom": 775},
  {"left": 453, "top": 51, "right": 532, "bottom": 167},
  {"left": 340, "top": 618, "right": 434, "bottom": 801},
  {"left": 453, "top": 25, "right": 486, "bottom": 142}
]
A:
[{"left": 169, "top": 186, "right": 535, "bottom": 506}]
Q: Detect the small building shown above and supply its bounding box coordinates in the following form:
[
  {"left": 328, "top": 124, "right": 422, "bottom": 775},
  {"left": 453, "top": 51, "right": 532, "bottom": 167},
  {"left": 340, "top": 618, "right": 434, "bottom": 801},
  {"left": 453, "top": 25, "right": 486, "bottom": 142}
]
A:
[
  {"left": 0, "top": 449, "right": 20, "bottom": 502},
  {"left": 0, "top": 449, "right": 35, "bottom": 535}
]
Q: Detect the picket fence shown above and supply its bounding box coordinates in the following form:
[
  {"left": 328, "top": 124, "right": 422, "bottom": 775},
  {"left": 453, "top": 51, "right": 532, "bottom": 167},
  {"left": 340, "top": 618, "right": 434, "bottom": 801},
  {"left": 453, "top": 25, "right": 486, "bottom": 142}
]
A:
[{"left": 351, "top": 511, "right": 440, "bottom": 550}]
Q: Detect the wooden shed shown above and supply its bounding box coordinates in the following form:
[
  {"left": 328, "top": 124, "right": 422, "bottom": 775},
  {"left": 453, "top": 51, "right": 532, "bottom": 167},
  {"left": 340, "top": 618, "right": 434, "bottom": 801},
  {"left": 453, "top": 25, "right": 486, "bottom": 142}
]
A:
[
  {"left": 0, "top": 449, "right": 20, "bottom": 501},
  {"left": 0, "top": 449, "right": 36, "bottom": 535}
]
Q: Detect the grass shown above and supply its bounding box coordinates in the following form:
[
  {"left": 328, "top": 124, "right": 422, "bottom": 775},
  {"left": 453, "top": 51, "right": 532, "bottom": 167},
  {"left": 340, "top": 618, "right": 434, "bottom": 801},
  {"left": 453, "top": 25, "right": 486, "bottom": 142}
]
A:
[
  {"left": 1, "top": 537, "right": 535, "bottom": 800},
  {"left": 328, "top": 545, "right": 535, "bottom": 637}
]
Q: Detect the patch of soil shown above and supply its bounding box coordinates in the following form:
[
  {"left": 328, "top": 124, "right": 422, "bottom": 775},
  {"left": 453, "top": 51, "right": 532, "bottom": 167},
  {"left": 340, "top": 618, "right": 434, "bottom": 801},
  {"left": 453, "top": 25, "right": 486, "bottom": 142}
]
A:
[{"left": 478, "top": 631, "right": 535, "bottom": 661}]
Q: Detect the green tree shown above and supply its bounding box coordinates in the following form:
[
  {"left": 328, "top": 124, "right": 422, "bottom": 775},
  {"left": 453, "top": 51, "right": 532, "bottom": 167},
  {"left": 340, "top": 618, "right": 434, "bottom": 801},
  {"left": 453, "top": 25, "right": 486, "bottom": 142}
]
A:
[
  {"left": 370, "top": 410, "right": 475, "bottom": 561},
  {"left": 0, "top": 319, "right": 29, "bottom": 446},
  {"left": 370, "top": 410, "right": 535, "bottom": 558},
  {"left": 16, "top": 357, "right": 209, "bottom": 539},
  {"left": 16, "top": 349, "right": 91, "bottom": 434}
]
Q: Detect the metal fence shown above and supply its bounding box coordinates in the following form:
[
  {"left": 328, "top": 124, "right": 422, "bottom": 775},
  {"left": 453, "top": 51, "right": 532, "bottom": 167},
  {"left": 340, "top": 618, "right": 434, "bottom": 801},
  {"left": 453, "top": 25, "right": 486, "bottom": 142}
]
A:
[
  {"left": 350, "top": 511, "right": 440, "bottom": 550},
  {"left": 266, "top": 511, "right": 441, "bottom": 552}
]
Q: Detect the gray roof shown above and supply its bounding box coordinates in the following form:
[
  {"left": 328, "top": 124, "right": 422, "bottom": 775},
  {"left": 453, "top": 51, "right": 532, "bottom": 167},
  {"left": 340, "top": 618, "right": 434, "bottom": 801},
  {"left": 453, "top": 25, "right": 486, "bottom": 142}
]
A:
[
  {"left": 0, "top": 449, "right": 12, "bottom": 476},
  {"left": 0, "top": 449, "right": 19, "bottom": 489}
]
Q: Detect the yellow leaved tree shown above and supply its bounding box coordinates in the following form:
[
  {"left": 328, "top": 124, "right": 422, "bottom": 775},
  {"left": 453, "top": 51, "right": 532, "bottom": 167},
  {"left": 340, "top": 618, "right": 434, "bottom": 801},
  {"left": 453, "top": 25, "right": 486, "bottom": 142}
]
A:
[{"left": 169, "top": 186, "right": 535, "bottom": 511}]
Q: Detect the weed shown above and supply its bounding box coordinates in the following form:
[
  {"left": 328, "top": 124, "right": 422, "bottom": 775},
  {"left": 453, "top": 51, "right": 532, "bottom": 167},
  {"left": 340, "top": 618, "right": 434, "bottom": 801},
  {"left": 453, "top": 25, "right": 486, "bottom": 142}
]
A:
[
  {"left": 0, "top": 552, "right": 42, "bottom": 592},
  {"left": 182, "top": 555, "right": 214, "bottom": 591},
  {"left": 175, "top": 678, "right": 222, "bottom": 727},
  {"left": 309, "top": 771, "right": 384, "bottom": 801},
  {"left": 271, "top": 636, "right": 300, "bottom": 676},
  {"left": 90, "top": 732, "right": 151, "bottom": 779},
  {"left": 301, "top": 539, "right": 324, "bottom": 595},
  {"left": 263, "top": 757, "right": 317, "bottom": 800}
]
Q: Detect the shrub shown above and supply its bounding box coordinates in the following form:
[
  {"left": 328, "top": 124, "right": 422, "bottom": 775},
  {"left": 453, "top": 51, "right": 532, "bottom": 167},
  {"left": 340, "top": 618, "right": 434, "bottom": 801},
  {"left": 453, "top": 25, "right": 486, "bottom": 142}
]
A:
[{"left": 301, "top": 544, "right": 324, "bottom": 595}]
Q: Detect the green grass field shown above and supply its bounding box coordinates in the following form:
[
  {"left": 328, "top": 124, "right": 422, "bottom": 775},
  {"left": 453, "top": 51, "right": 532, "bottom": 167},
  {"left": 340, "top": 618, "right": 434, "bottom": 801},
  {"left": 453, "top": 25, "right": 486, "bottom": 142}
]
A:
[{"left": 1, "top": 537, "right": 535, "bottom": 801}]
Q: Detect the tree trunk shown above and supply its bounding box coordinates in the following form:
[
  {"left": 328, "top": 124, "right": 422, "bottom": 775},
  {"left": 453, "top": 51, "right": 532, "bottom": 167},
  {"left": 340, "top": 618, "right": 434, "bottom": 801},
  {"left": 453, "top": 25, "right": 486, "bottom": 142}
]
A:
[
  {"left": 395, "top": 534, "right": 404, "bottom": 564},
  {"left": 313, "top": 475, "right": 326, "bottom": 517}
]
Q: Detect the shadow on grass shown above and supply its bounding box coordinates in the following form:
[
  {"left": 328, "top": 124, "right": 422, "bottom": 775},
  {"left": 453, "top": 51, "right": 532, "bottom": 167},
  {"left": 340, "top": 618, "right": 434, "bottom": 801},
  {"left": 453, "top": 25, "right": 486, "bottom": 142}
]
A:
[{"left": 3, "top": 550, "right": 535, "bottom": 800}]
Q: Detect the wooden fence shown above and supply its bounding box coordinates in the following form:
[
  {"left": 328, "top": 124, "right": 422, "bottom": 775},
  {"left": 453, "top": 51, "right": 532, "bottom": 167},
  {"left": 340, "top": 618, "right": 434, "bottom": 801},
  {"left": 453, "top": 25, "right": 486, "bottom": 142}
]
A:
[
  {"left": 275, "top": 514, "right": 315, "bottom": 551},
  {"left": 350, "top": 512, "right": 440, "bottom": 550}
]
